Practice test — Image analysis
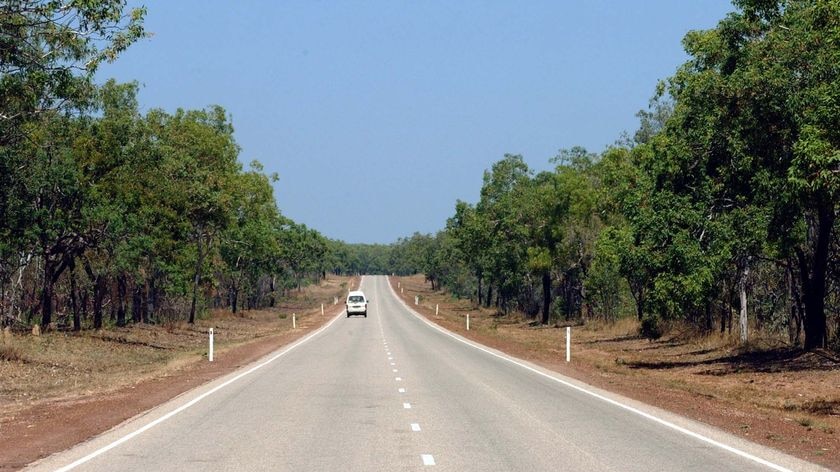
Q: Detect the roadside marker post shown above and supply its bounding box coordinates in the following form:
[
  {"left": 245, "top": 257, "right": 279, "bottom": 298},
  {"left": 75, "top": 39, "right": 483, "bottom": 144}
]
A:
[
  {"left": 321, "top": 304, "right": 324, "bottom": 315},
  {"left": 414, "top": 295, "right": 419, "bottom": 306},
  {"left": 566, "top": 326, "right": 571, "bottom": 362},
  {"left": 467, "top": 314, "right": 470, "bottom": 331},
  {"left": 293, "top": 314, "right": 296, "bottom": 329},
  {"left": 333, "top": 296, "right": 338, "bottom": 305},
  {"left": 435, "top": 304, "right": 439, "bottom": 316},
  {"left": 401, "top": 287, "right": 404, "bottom": 294},
  {"left": 208, "top": 328, "right": 214, "bottom": 362}
]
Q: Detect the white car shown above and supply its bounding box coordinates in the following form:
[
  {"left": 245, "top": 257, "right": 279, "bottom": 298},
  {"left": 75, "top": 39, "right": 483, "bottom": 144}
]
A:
[{"left": 346, "top": 291, "right": 368, "bottom": 317}]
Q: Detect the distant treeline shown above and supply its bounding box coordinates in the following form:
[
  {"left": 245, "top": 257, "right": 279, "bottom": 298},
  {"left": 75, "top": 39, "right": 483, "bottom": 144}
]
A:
[
  {"left": 380, "top": 1, "right": 840, "bottom": 352},
  {"left": 0, "top": 2, "right": 339, "bottom": 330}
]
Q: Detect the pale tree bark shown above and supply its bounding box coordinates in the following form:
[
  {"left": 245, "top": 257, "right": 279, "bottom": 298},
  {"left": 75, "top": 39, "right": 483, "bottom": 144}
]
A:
[{"left": 739, "top": 264, "right": 750, "bottom": 344}]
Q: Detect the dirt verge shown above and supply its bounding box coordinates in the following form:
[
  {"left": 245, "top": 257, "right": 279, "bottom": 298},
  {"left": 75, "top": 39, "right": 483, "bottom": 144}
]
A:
[
  {"left": 390, "top": 275, "right": 840, "bottom": 470},
  {"left": 0, "top": 276, "right": 358, "bottom": 470}
]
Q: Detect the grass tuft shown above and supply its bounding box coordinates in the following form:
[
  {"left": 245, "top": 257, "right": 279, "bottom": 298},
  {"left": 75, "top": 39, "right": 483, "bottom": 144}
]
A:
[{"left": 0, "top": 344, "right": 25, "bottom": 362}]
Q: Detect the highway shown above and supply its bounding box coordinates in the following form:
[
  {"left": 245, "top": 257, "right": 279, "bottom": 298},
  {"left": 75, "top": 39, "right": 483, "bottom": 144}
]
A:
[{"left": 29, "top": 276, "right": 824, "bottom": 471}]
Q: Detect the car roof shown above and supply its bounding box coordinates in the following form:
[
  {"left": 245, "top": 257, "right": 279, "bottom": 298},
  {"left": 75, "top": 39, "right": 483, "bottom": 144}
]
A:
[{"left": 348, "top": 290, "right": 365, "bottom": 297}]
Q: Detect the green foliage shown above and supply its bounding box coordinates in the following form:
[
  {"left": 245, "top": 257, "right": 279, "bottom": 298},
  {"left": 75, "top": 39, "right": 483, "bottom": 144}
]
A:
[
  {"left": 0, "top": 74, "right": 334, "bottom": 326},
  {"left": 385, "top": 0, "right": 840, "bottom": 351},
  {"left": 640, "top": 315, "right": 663, "bottom": 341}
]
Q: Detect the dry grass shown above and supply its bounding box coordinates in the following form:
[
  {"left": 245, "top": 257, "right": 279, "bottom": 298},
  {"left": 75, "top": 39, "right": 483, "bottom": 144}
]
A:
[
  {"left": 395, "top": 274, "right": 840, "bottom": 429},
  {"left": 0, "top": 344, "right": 25, "bottom": 362},
  {"left": 0, "top": 275, "right": 355, "bottom": 415}
]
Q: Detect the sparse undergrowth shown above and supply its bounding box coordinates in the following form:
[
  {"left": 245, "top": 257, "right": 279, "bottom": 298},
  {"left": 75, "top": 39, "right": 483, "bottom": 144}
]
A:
[
  {"left": 0, "top": 275, "right": 355, "bottom": 415},
  {"left": 393, "top": 274, "right": 840, "bottom": 468}
]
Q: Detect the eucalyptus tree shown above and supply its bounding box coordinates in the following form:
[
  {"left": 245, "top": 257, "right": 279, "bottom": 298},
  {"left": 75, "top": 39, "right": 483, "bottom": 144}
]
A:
[
  {"left": 475, "top": 154, "right": 532, "bottom": 310},
  {"left": 220, "top": 162, "right": 280, "bottom": 312},
  {"left": 0, "top": 0, "right": 145, "bottom": 326},
  {"left": 446, "top": 201, "right": 491, "bottom": 305},
  {"left": 652, "top": 0, "right": 839, "bottom": 348},
  {"left": 151, "top": 106, "right": 240, "bottom": 323}
]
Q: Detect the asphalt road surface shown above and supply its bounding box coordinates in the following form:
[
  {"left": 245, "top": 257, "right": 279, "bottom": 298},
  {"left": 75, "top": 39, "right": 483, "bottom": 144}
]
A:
[{"left": 29, "top": 276, "right": 825, "bottom": 472}]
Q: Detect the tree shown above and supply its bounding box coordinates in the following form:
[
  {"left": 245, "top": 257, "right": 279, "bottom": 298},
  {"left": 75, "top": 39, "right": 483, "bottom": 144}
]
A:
[
  {"left": 220, "top": 162, "right": 280, "bottom": 313},
  {"left": 658, "top": 0, "right": 840, "bottom": 348},
  {"left": 153, "top": 107, "right": 240, "bottom": 323},
  {"left": 476, "top": 155, "right": 531, "bottom": 311},
  {"left": 0, "top": 1, "right": 145, "bottom": 327}
]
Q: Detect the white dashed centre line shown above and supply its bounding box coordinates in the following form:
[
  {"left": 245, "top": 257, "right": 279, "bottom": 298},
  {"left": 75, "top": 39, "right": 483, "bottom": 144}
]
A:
[
  {"left": 421, "top": 454, "right": 436, "bottom": 466},
  {"left": 390, "top": 362, "right": 396, "bottom": 366},
  {"left": 392, "top": 369, "right": 398, "bottom": 373},
  {"left": 411, "top": 423, "right": 421, "bottom": 432},
  {"left": 398, "top": 388, "right": 406, "bottom": 393},
  {"left": 395, "top": 377, "right": 402, "bottom": 381},
  {"left": 403, "top": 402, "right": 412, "bottom": 409}
]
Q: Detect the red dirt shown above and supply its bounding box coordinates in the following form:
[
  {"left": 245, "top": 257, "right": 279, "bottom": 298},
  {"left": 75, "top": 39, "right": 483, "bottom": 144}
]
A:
[
  {"left": 0, "top": 279, "right": 356, "bottom": 471},
  {"left": 389, "top": 276, "right": 840, "bottom": 470}
]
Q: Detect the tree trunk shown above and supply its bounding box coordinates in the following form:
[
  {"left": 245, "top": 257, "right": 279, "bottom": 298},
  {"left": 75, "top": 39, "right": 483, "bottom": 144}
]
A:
[
  {"left": 85, "top": 262, "right": 105, "bottom": 330},
  {"left": 269, "top": 276, "right": 276, "bottom": 308},
  {"left": 540, "top": 271, "right": 551, "bottom": 325},
  {"left": 131, "top": 281, "right": 142, "bottom": 323},
  {"left": 39, "top": 260, "right": 56, "bottom": 328},
  {"left": 476, "top": 273, "right": 483, "bottom": 306},
  {"left": 786, "top": 263, "right": 802, "bottom": 344},
  {"left": 141, "top": 283, "right": 149, "bottom": 322},
  {"left": 116, "top": 273, "right": 127, "bottom": 327},
  {"left": 93, "top": 276, "right": 104, "bottom": 329},
  {"left": 189, "top": 235, "right": 204, "bottom": 324},
  {"left": 630, "top": 283, "right": 644, "bottom": 321},
  {"left": 720, "top": 283, "right": 727, "bottom": 334},
  {"left": 230, "top": 286, "right": 238, "bottom": 314},
  {"left": 801, "top": 204, "right": 832, "bottom": 350},
  {"left": 70, "top": 264, "right": 80, "bottom": 331},
  {"left": 485, "top": 284, "right": 493, "bottom": 309},
  {"left": 80, "top": 288, "right": 88, "bottom": 330},
  {"left": 739, "top": 264, "right": 749, "bottom": 344}
]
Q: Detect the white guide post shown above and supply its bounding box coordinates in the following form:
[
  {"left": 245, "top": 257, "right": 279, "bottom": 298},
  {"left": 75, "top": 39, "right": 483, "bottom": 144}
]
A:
[
  {"left": 435, "top": 304, "right": 439, "bottom": 315},
  {"left": 208, "top": 328, "right": 214, "bottom": 362},
  {"left": 566, "top": 326, "right": 571, "bottom": 362},
  {"left": 467, "top": 314, "right": 470, "bottom": 331},
  {"left": 401, "top": 287, "right": 404, "bottom": 294},
  {"left": 414, "top": 295, "right": 419, "bottom": 305},
  {"left": 334, "top": 296, "right": 338, "bottom": 305},
  {"left": 293, "top": 314, "right": 296, "bottom": 329},
  {"left": 321, "top": 303, "right": 324, "bottom": 315}
]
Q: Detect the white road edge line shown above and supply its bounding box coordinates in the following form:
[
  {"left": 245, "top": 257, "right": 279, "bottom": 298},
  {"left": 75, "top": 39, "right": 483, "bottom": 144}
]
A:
[
  {"left": 411, "top": 423, "right": 421, "bottom": 432},
  {"left": 421, "top": 454, "right": 436, "bottom": 466},
  {"left": 386, "top": 276, "right": 793, "bottom": 472},
  {"left": 51, "top": 307, "right": 350, "bottom": 472},
  {"left": 403, "top": 402, "right": 412, "bottom": 409}
]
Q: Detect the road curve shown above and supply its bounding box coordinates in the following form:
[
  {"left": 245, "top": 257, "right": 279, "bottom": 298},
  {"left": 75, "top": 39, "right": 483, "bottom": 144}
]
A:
[{"left": 28, "top": 275, "right": 825, "bottom": 472}]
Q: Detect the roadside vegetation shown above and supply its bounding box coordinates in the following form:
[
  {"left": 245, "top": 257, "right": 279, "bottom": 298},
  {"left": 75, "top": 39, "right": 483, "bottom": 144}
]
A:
[
  {"left": 0, "top": 276, "right": 353, "bottom": 414},
  {"left": 379, "top": 1, "right": 840, "bottom": 355},
  {"left": 0, "top": 2, "right": 356, "bottom": 334},
  {"left": 1, "top": 2, "right": 838, "bottom": 467},
  {"left": 393, "top": 274, "right": 839, "bottom": 467}
]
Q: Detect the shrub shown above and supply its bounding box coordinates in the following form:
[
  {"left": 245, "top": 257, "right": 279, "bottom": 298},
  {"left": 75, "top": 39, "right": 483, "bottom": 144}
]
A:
[
  {"left": 0, "top": 345, "right": 25, "bottom": 362},
  {"left": 640, "top": 315, "right": 663, "bottom": 340}
]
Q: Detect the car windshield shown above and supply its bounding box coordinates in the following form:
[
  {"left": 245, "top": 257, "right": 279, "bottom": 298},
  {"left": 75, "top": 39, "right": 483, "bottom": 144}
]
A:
[{"left": 349, "top": 296, "right": 364, "bottom": 303}]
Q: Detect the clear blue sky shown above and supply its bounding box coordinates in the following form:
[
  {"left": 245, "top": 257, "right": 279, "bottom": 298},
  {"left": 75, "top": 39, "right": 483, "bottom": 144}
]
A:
[{"left": 98, "top": 1, "right": 735, "bottom": 244}]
